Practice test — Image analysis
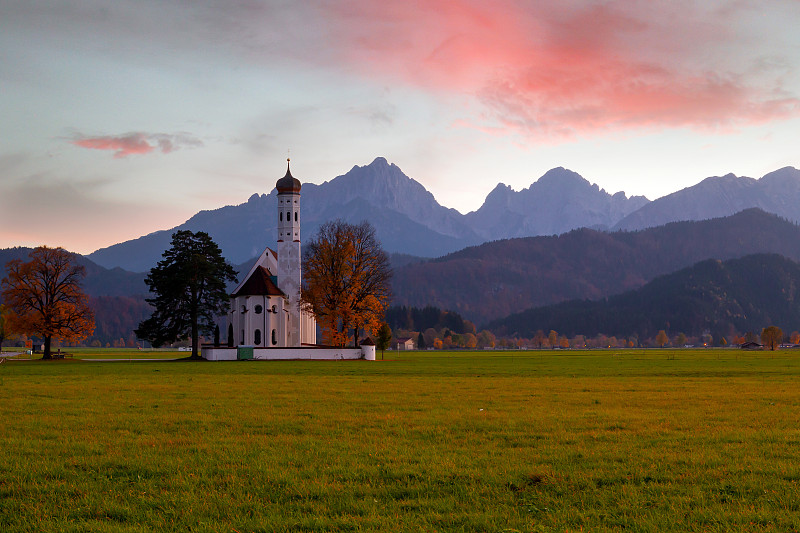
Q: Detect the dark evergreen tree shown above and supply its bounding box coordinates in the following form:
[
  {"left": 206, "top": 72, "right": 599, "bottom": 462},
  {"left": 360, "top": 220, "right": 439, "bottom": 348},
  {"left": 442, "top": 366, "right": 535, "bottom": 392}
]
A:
[
  {"left": 417, "top": 331, "right": 426, "bottom": 350},
  {"left": 135, "top": 231, "right": 237, "bottom": 359},
  {"left": 376, "top": 322, "right": 392, "bottom": 360}
]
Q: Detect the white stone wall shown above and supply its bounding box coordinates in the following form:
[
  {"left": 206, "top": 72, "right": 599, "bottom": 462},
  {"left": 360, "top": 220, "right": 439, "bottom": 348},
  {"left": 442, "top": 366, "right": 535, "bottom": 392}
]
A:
[{"left": 202, "top": 346, "right": 367, "bottom": 361}]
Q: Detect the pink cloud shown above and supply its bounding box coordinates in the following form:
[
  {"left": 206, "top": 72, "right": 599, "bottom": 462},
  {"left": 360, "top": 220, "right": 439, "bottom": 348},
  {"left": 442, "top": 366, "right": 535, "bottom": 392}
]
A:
[
  {"left": 70, "top": 132, "right": 201, "bottom": 158},
  {"left": 324, "top": 0, "right": 800, "bottom": 140},
  {"left": 72, "top": 133, "right": 154, "bottom": 158}
]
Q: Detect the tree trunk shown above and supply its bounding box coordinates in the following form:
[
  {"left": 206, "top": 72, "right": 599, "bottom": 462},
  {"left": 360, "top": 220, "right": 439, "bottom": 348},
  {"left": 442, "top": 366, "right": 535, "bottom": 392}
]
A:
[
  {"left": 191, "top": 319, "right": 199, "bottom": 358},
  {"left": 43, "top": 336, "right": 52, "bottom": 360}
]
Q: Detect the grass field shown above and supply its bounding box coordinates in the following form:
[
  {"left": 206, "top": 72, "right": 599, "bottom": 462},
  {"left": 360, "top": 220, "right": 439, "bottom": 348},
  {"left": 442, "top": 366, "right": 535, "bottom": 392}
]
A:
[{"left": 1, "top": 349, "right": 799, "bottom": 532}]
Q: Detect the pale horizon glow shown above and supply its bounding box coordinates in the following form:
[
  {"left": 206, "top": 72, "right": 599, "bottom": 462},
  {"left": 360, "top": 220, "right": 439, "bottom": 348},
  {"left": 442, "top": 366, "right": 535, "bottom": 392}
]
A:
[{"left": 1, "top": 1, "right": 799, "bottom": 255}]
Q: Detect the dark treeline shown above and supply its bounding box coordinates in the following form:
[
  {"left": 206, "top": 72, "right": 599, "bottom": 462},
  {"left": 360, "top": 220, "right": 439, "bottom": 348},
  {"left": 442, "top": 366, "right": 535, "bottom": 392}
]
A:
[
  {"left": 487, "top": 254, "right": 800, "bottom": 344},
  {"left": 385, "top": 305, "right": 470, "bottom": 334}
]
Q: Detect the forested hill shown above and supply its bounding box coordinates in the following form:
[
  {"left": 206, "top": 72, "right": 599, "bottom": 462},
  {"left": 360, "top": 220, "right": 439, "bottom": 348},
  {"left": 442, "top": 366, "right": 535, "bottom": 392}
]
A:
[
  {"left": 486, "top": 254, "right": 800, "bottom": 342},
  {"left": 391, "top": 208, "right": 800, "bottom": 325},
  {"left": 0, "top": 247, "right": 146, "bottom": 297}
]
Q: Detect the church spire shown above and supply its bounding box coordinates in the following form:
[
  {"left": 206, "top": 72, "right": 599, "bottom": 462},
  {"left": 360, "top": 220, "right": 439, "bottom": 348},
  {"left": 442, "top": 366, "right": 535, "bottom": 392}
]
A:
[{"left": 276, "top": 157, "right": 301, "bottom": 193}]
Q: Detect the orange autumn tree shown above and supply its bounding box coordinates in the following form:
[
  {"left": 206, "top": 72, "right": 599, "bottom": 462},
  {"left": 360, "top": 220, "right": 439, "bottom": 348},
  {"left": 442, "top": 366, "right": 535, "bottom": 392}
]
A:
[
  {"left": 761, "top": 325, "right": 783, "bottom": 351},
  {"left": 1, "top": 247, "right": 95, "bottom": 359},
  {"left": 301, "top": 220, "right": 392, "bottom": 347}
]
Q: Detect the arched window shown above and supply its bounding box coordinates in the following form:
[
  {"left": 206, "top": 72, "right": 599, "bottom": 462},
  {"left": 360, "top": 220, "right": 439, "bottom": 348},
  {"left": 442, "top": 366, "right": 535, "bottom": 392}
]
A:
[
  {"left": 271, "top": 329, "right": 277, "bottom": 345},
  {"left": 254, "top": 305, "right": 263, "bottom": 314},
  {"left": 240, "top": 329, "right": 245, "bottom": 345},
  {"left": 286, "top": 211, "right": 291, "bottom": 221},
  {"left": 254, "top": 329, "right": 261, "bottom": 345},
  {"left": 294, "top": 212, "right": 298, "bottom": 222},
  {"left": 279, "top": 212, "right": 283, "bottom": 221}
]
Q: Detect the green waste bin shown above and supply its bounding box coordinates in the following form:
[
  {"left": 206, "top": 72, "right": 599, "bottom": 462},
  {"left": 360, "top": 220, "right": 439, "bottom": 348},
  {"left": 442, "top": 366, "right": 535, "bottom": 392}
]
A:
[{"left": 237, "top": 346, "right": 254, "bottom": 360}]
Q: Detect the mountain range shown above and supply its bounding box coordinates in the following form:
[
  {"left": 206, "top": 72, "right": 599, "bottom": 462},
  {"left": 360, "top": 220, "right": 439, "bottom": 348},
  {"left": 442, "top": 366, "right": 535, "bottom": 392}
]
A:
[
  {"left": 87, "top": 158, "right": 800, "bottom": 273},
  {"left": 486, "top": 253, "right": 800, "bottom": 342},
  {"left": 87, "top": 158, "right": 648, "bottom": 271},
  {"left": 614, "top": 166, "right": 800, "bottom": 231},
  {"left": 5, "top": 209, "right": 800, "bottom": 344}
]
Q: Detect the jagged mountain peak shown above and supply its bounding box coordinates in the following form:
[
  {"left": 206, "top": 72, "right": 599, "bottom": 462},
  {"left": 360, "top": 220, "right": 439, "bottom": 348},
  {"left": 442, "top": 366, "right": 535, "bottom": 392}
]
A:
[{"left": 465, "top": 167, "right": 648, "bottom": 240}]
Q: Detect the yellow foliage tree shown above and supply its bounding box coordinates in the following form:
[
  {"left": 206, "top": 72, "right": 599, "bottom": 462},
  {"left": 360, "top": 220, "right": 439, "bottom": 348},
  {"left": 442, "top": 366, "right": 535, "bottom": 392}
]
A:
[
  {"left": 302, "top": 220, "right": 392, "bottom": 346},
  {"left": 464, "top": 333, "right": 477, "bottom": 349},
  {"left": 1, "top": 247, "right": 95, "bottom": 359},
  {"left": 761, "top": 326, "right": 783, "bottom": 351},
  {"left": 655, "top": 330, "right": 669, "bottom": 348},
  {"left": 548, "top": 330, "right": 558, "bottom": 349}
]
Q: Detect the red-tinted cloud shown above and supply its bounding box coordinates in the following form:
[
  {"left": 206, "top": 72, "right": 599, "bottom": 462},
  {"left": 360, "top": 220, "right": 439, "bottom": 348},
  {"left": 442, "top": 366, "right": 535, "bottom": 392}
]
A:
[
  {"left": 70, "top": 132, "right": 200, "bottom": 158},
  {"left": 325, "top": 0, "right": 800, "bottom": 140}
]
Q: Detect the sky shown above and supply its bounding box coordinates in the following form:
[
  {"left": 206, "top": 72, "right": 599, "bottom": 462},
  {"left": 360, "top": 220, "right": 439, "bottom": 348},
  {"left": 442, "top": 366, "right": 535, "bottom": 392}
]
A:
[{"left": 2, "top": 0, "right": 799, "bottom": 255}]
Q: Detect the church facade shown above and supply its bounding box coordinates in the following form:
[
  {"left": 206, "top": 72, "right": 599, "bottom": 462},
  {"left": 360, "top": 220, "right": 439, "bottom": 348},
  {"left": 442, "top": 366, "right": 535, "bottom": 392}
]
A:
[
  {"left": 203, "top": 161, "right": 374, "bottom": 361},
  {"left": 226, "top": 161, "right": 317, "bottom": 348}
]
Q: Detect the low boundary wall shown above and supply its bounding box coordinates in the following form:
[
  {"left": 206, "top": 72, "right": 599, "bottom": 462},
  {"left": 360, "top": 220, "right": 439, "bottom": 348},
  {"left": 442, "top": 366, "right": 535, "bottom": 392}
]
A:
[{"left": 202, "top": 345, "right": 373, "bottom": 361}]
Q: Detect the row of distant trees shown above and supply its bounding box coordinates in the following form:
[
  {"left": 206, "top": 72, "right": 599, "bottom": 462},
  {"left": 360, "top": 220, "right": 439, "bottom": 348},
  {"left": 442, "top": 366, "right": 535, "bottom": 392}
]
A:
[
  {"left": 385, "top": 327, "right": 793, "bottom": 351},
  {"left": 486, "top": 327, "right": 791, "bottom": 351}
]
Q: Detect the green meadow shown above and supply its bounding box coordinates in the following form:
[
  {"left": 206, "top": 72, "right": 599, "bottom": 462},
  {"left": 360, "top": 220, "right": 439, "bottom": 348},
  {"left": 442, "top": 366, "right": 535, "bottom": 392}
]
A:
[{"left": 1, "top": 350, "right": 799, "bottom": 532}]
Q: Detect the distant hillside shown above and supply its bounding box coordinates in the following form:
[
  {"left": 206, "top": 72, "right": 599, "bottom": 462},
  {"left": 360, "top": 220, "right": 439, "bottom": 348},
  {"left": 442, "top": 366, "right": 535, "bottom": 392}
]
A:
[
  {"left": 615, "top": 166, "right": 800, "bottom": 231},
  {"left": 0, "top": 247, "right": 146, "bottom": 297},
  {"left": 392, "top": 209, "right": 800, "bottom": 325},
  {"left": 486, "top": 254, "right": 800, "bottom": 342}
]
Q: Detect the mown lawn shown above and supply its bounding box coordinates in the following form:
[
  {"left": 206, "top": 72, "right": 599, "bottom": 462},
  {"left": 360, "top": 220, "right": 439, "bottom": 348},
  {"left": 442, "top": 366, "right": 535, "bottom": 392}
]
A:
[{"left": 0, "top": 349, "right": 798, "bottom": 532}]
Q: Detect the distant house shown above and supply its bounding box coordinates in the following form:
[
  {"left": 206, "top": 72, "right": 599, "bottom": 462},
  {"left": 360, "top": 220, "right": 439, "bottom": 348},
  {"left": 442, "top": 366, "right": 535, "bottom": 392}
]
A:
[
  {"left": 740, "top": 341, "right": 763, "bottom": 350},
  {"left": 393, "top": 337, "right": 415, "bottom": 350}
]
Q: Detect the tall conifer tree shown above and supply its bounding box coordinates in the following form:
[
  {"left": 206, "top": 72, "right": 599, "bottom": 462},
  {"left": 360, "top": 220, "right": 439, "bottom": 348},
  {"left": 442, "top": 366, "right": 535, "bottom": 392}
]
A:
[{"left": 136, "top": 231, "right": 236, "bottom": 358}]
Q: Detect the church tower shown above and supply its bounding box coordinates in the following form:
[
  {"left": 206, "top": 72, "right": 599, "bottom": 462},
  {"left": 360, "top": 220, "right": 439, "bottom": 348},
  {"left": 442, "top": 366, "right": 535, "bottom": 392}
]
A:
[{"left": 276, "top": 159, "right": 302, "bottom": 347}]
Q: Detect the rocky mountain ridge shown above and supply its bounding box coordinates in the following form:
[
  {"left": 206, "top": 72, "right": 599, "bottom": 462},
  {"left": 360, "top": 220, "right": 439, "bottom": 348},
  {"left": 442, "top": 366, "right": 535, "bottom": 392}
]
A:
[
  {"left": 87, "top": 158, "right": 650, "bottom": 271},
  {"left": 81, "top": 158, "right": 800, "bottom": 274},
  {"left": 614, "top": 166, "right": 800, "bottom": 230}
]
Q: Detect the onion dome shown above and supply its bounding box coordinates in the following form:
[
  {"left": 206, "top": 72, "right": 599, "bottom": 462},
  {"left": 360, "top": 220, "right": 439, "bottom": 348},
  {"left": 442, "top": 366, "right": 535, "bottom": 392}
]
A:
[{"left": 276, "top": 159, "right": 301, "bottom": 193}]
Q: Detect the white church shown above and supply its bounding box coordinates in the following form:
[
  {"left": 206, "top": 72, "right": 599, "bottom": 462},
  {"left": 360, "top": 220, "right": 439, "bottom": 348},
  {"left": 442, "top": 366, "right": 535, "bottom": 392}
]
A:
[{"left": 202, "top": 161, "right": 375, "bottom": 361}]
